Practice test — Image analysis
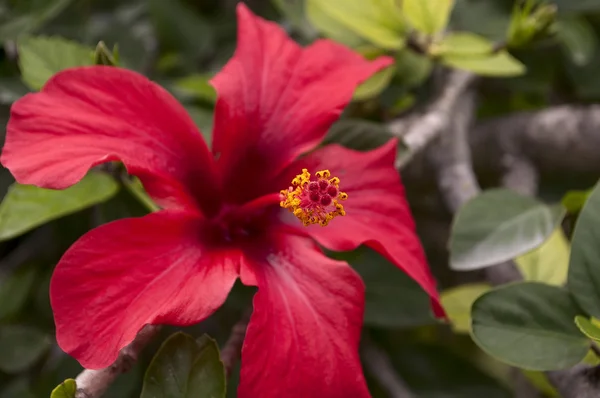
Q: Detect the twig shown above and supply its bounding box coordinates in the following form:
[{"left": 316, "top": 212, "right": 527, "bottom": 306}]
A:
[
  {"left": 221, "top": 309, "right": 252, "bottom": 377},
  {"left": 361, "top": 338, "right": 415, "bottom": 398},
  {"left": 74, "top": 325, "right": 160, "bottom": 398},
  {"left": 392, "top": 69, "right": 477, "bottom": 169}
]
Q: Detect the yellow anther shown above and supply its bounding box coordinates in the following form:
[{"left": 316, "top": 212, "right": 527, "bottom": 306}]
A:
[{"left": 279, "top": 168, "right": 347, "bottom": 227}]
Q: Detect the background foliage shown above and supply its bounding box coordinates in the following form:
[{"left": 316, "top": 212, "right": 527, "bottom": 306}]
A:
[{"left": 0, "top": 0, "right": 600, "bottom": 397}]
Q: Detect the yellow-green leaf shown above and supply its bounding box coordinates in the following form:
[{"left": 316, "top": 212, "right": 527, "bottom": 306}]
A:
[
  {"left": 306, "top": 0, "right": 405, "bottom": 49},
  {"left": 575, "top": 315, "right": 600, "bottom": 342},
  {"left": 441, "top": 51, "right": 526, "bottom": 77},
  {"left": 440, "top": 283, "right": 491, "bottom": 333},
  {"left": 435, "top": 32, "right": 494, "bottom": 56},
  {"left": 18, "top": 36, "right": 93, "bottom": 90},
  {"left": 354, "top": 64, "right": 395, "bottom": 101},
  {"left": 521, "top": 371, "right": 559, "bottom": 398},
  {"left": 515, "top": 228, "right": 570, "bottom": 286},
  {"left": 50, "top": 379, "right": 76, "bottom": 398},
  {"left": 0, "top": 172, "right": 119, "bottom": 241},
  {"left": 402, "top": 0, "right": 455, "bottom": 35}
]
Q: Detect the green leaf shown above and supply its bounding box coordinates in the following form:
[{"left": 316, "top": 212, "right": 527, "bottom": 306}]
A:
[
  {"left": 306, "top": 0, "right": 405, "bottom": 49},
  {"left": 568, "top": 181, "right": 600, "bottom": 319},
  {"left": 515, "top": 228, "right": 570, "bottom": 286},
  {"left": 354, "top": 64, "right": 395, "bottom": 101},
  {"left": 435, "top": 32, "right": 494, "bottom": 56},
  {"left": 0, "top": 172, "right": 119, "bottom": 241},
  {"left": 574, "top": 316, "right": 600, "bottom": 342},
  {"left": 50, "top": 379, "right": 77, "bottom": 398},
  {"left": 331, "top": 247, "right": 436, "bottom": 328},
  {"left": 174, "top": 74, "right": 217, "bottom": 104},
  {"left": 394, "top": 49, "right": 433, "bottom": 88},
  {"left": 556, "top": 17, "right": 597, "bottom": 67},
  {"left": 471, "top": 282, "right": 589, "bottom": 370},
  {"left": 0, "top": 264, "right": 37, "bottom": 320},
  {"left": 402, "top": 0, "right": 455, "bottom": 35},
  {"left": 449, "top": 189, "right": 565, "bottom": 271},
  {"left": 440, "top": 283, "right": 491, "bottom": 333},
  {"left": 0, "top": 325, "right": 52, "bottom": 373},
  {"left": 562, "top": 189, "right": 592, "bottom": 214},
  {"left": 189, "top": 336, "right": 226, "bottom": 398},
  {"left": 441, "top": 51, "right": 526, "bottom": 77},
  {"left": 141, "top": 332, "right": 225, "bottom": 398},
  {"left": 17, "top": 36, "right": 93, "bottom": 91}
]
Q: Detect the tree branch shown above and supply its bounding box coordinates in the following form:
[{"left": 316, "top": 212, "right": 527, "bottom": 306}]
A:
[
  {"left": 74, "top": 325, "right": 160, "bottom": 398},
  {"left": 471, "top": 105, "right": 600, "bottom": 177},
  {"left": 221, "top": 309, "right": 251, "bottom": 377},
  {"left": 392, "top": 69, "right": 477, "bottom": 169}
]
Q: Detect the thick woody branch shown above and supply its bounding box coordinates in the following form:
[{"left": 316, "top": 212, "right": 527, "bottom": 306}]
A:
[
  {"left": 471, "top": 105, "right": 600, "bottom": 177},
  {"left": 221, "top": 309, "right": 252, "bottom": 377},
  {"left": 74, "top": 325, "right": 160, "bottom": 398},
  {"left": 392, "top": 69, "right": 477, "bottom": 168},
  {"left": 427, "top": 84, "right": 600, "bottom": 398}
]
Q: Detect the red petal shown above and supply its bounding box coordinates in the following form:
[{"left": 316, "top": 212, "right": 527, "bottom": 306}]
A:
[
  {"left": 50, "top": 211, "right": 239, "bottom": 369},
  {"left": 238, "top": 229, "right": 369, "bottom": 398},
  {"left": 211, "top": 3, "right": 393, "bottom": 203},
  {"left": 2, "top": 66, "right": 220, "bottom": 214},
  {"left": 279, "top": 140, "right": 445, "bottom": 318}
]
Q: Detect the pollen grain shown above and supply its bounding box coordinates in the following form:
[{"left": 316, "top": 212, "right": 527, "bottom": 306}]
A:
[{"left": 279, "top": 168, "right": 347, "bottom": 227}]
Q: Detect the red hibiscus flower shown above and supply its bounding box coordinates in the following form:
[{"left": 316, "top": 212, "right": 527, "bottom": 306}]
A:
[{"left": 1, "top": 4, "right": 443, "bottom": 397}]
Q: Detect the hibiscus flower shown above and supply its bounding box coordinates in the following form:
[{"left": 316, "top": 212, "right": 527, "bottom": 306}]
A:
[{"left": 1, "top": 4, "right": 443, "bottom": 397}]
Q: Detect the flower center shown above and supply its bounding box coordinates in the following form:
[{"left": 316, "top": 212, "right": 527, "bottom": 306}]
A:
[{"left": 279, "top": 169, "right": 347, "bottom": 227}]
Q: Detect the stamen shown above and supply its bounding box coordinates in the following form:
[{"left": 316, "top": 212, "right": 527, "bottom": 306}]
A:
[{"left": 279, "top": 168, "right": 347, "bottom": 227}]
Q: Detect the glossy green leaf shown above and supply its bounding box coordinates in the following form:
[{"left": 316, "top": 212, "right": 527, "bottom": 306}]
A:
[
  {"left": 331, "top": 247, "right": 435, "bottom": 328},
  {"left": 0, "top": 172, "right": 119, "bottom": 241},
  {"left": 0, "top": 325, "right": 52, "bottom": 373},
  {"left": 402, "top": 0, "right": 455, "bottom": 35},
  {"left": 50, "top": 379, "right": 77, "bottom": 398},
  {"left": 441, "top": 51, "right": 526, "bottom": 77},
  {"left": 141, "top": 332, "right": 225, "bottom": 398},
  {"left": 174, "top": 74, "right": 217, "bottom": 104},
  {"left": 306, "top": 0, "right": 405, "bottom": 49},
  {"left": 568, "top": 181, "right": 600, "bottom": 319},
  {"left": 0, "top": 264, "right": 37, "bottom": 320},
  {"left": 435, "top": 32, "right": 494, "bottom": 56},
  {"left": 471, "top": 282, "right": 589, "bottom": 370},
  {"left": 556, "top": 17, "right": 597, "bottom": 67},
  {"left": 440, "top": 283, "right": 491, "bottom": 333},
  {"left": 17, "top": 36, "right": 93, "bottom": 90},
  {"left": 515, "top": 228, "right": 570, "bottom": 286},
  {"left": 574, "top": 316, "right": 600, "bottom": 342},
  {"left": 449, "top": 189, "right": 565, "bottom": 270}
]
